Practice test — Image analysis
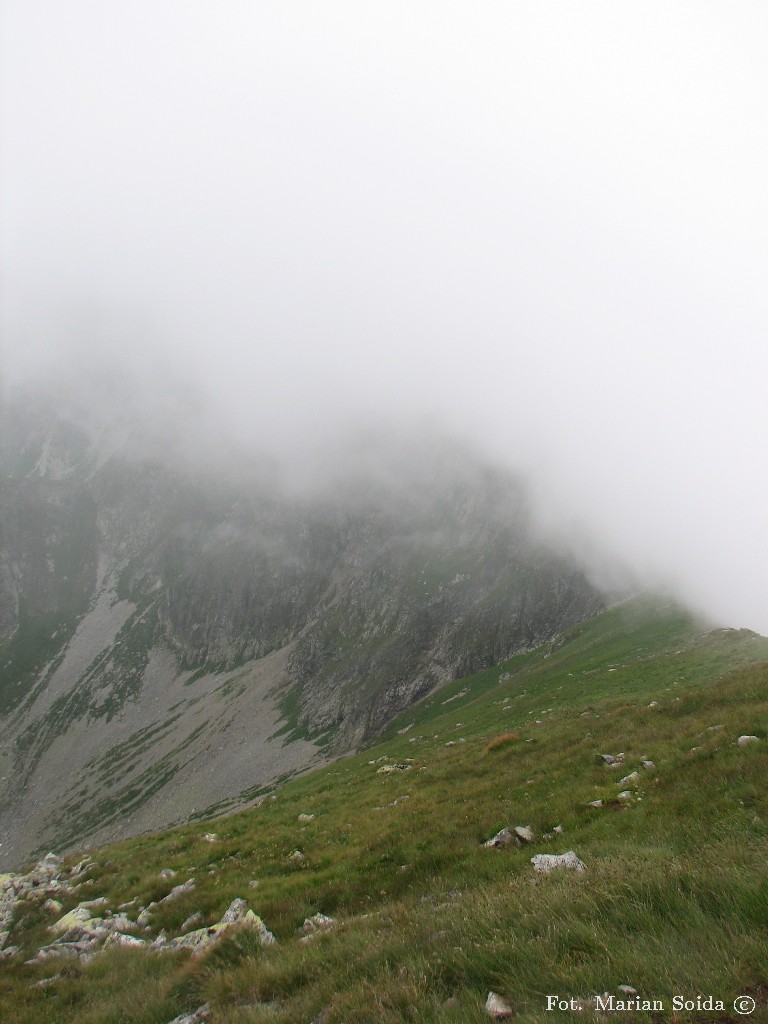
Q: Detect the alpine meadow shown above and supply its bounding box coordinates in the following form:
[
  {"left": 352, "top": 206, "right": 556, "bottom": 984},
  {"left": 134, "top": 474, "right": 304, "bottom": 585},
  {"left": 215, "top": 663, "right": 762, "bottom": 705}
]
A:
[{"left": 2, "top": 3, "right": 768, "bottom": 1022}]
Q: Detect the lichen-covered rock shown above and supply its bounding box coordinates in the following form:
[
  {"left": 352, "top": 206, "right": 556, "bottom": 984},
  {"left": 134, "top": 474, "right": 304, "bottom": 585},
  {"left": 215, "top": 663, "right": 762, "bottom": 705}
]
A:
[
  {"left": 49, "top": 906, "right": 92, "bottom": 934},
  {"left": 162, "top": 899, "right": 275, "bottom": 956}
]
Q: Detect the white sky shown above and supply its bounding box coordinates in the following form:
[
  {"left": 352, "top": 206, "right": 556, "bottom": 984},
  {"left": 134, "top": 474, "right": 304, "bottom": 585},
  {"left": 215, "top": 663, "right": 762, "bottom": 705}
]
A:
[{"left": 2, "top": 2, "right": 767, "bottom": 630}]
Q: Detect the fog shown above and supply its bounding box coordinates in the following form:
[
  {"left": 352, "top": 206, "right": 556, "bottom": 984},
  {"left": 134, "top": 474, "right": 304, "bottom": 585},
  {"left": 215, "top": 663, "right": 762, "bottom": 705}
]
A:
[{"left": 2, "top": 2, "right": 767, "bottom": 631}]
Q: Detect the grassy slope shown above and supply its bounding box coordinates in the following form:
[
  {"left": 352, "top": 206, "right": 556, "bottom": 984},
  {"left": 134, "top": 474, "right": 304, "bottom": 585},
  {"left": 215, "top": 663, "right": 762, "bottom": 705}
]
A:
[{"left": 3, "top": 598, "right": 768, "bottom": 1023}]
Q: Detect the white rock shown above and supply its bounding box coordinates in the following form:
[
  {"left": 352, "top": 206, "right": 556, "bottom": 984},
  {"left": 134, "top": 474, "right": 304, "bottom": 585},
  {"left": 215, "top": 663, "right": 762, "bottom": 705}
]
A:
[
  {"left": 164, "top": 1003, "right": 211, "bottom": 1024},
  {"left": 617, "top": 772, "right": 640, "bottom": 786},
  {"left": 587, "top": 800, "right": 603, "bottom": 808},
  {"left": 485, "top": 991, "right": 514, "bottom": 1019},
  {"left": 552, "top": 825, "right": 564, "bottom": 835},
  {"left": 298, "top": 813, "right": 315, "bottom": 822},
  {"left": 159, "top": 879, "right": 196, "bottom": 904},
  {"left": 180, "top": 913, "right": 204, "bottom": 934},
  {"left": 531, "top": 851, "right": 586, "bottom": 873},
  {"left": 483, "top": 828, "right": 513, "bottom": 849},
  {"left": 513, "top": 826, "right": 535, "bottom": 844},
  {"left": 299, "top": 912, "right": 336, "bottom": 942},
  {"left": 738, "top": 735, "right": 760, "bottom": 747},
  {"left": 618, "top": 985, "right": 638, "bottom": 996}
]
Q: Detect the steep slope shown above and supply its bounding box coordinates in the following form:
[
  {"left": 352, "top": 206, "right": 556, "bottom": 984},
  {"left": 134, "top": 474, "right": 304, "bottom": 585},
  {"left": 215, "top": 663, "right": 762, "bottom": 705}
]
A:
[
  {"left": 2, "top": 600, "right": 767, "bottom": 1023},
  {"left": 0, "top": 397, "right": 604, "bottom": 868}
]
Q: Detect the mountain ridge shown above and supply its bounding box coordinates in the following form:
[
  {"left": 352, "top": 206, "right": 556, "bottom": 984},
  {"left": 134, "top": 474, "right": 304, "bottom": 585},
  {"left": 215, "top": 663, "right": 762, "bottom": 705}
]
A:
[{"left": 0, "top": 398, "right": 605, "bottom": 868}]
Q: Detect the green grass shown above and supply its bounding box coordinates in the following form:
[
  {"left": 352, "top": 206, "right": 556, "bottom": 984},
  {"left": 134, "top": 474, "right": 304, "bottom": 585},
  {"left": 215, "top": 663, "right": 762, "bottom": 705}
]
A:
[{"left": 3, "top": 598, "right": 768, "bottom": 1022}]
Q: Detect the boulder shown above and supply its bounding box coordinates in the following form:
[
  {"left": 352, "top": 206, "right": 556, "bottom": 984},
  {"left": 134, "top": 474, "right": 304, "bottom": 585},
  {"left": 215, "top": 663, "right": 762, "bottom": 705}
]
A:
[
  {"left": 531, "top": 851, "right": 586, "bottom": 873},
  {"left": 513, "top": 826, "right": 535, "bottom": 845}
]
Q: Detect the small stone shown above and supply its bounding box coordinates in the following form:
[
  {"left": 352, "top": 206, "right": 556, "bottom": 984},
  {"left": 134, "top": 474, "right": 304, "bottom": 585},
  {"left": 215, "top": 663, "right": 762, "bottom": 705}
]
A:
[
  {"left": 641, "top": 760, "right": 655, "bottom": 770},
  {"left": 34, "top": 974, "right": 61, "bottom": 988},
  {"left": 531, "top": 851, "right": 585, "bottom": 873},
  {"left": 219, "top": 898, "right": 249, "bottom": 925},
  {"left": 617, "top": 772, "right": 640, "bottom": 786},
  {"left": 180, "top": 912, "right": 204, "bottom": 933},
  {"left": 552, "top": 825, "right": 564, "bottom": 835},
  {"left": 289, "top": 850, "right": 305, "bottom": 862},
  {"left": 587, "top": 800, "right": 603, "bottom": 808},
  {"left": 164, "top": 1003, "right": 212, "bottom": 1024},
  {"left": 248, "top": 879, "right": 259, "bottom": 889},
  {"left": 483, "top": 828, "right": 513, "bottom": 849},
  {"left": 513, "top": 826, "right": 534, "bottom": 845},
  {"left": 79, "top": 896, "right": 109, "bottom": 910},
  {"left": 298, "top": 813, "right": 315, "bottom": 822},
  {"left": 616, "top": 791, "right": 632, "bottom": 801},
  {"left": 485, "top": 991, "right": 514, "bottom": 1019},
  {"left": 299, "top": 912, "right": 336, "bottom": 942},
  {"left": 648, "top": 701, "right": 659, "bottom": 708},
  {"left": 738, "top": 735, "right": 760, "bottom": 747},
  {"left": 201, "top": 833, "right": 219, "bottom": 843},
  {"left": 617, "top": 985, "right": 637, "bottom": 996},
  {"left": 160, "top": 868, "right": 177, "bottom": 879},
  {"left": 159, "top": 879, "right": 195, "bottom": 904},
  {"left": 104, "top": 933, "right": 146, "bottom": 949}
]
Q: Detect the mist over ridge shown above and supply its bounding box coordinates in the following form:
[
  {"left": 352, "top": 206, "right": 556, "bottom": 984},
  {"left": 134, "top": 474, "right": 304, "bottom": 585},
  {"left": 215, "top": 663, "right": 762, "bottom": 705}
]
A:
[{"left": 2, "top": 2, "right": 767, "bottom": 632}]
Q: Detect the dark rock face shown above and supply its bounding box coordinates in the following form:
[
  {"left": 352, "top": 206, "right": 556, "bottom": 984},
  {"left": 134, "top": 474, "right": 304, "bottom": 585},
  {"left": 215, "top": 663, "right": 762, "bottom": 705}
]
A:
[{"left": 0, "top": 399, "right": 604, "bottom": 866}]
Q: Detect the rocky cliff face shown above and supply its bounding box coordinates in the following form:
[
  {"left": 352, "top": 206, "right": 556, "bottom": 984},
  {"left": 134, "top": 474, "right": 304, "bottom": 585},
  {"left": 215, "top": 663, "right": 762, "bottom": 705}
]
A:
[{"left": 0, "top": 396, "right": 604, "bottom": 868}]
